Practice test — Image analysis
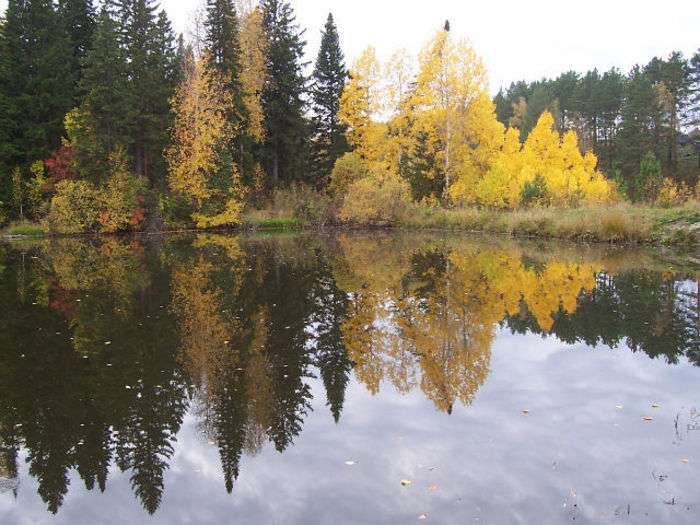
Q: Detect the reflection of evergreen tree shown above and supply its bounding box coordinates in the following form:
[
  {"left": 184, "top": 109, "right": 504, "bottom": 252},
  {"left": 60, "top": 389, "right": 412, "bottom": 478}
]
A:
[
  {"left": 311, "top": 273, "right": 351, "bottom": 423},
  {"left": 0, "top": 240, "right": 189, "bottom": 515}
]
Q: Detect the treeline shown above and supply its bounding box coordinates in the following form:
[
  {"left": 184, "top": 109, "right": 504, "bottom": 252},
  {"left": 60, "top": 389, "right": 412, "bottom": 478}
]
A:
[
  {"left": 1, "top": 2, "right": 699, "bottom": 232},
  {"left": 494, "top": 52, "right": 700, "bottom": 188},
  {"left": 0, "top": 0, "right": 346, "bottom": 231}
]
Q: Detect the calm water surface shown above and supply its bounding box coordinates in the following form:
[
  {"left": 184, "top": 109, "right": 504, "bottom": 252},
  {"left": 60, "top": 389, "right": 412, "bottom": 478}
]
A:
[{"left": 0, "top": 233, "right": 698, "bottom": 524}]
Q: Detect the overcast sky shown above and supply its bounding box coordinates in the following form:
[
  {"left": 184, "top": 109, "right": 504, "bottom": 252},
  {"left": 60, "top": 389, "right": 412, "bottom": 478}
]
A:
[{"left": 2, "top": 0, "right": 699, "bottom": 92}]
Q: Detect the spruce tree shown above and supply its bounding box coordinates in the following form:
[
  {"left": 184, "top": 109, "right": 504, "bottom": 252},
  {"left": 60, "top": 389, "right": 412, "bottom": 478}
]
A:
[
  {"left": 310, "top": 13, "right": 348, "bottom": 187},
  {"left": 79, "top": 8, "right": 130, "bottom": 166},
  {"left": 204, "top": 0, "right": 247, "bottom": 168},
  {"left": 58, "top": 0, "right": 96, "bottom": 103},
  {"left": 260, "top": 0, "right": 308, "bottom": 185},
  {"left": 2, "top": 0, "right": 73, "bottom": 167},
  {"left": 0, "top": 16, "right": 14, "bottom": 210}
]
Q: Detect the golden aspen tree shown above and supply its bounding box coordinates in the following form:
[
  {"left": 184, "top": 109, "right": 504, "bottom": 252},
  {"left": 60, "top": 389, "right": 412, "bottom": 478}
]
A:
[
  {"left": 383, "top": 49, "right": 414, "bottom": 173},
  {"left": 338, "top": 46, "right": 383, "bottom": 160},
  {"left": 238, "top": 4, "right": 267, "bottom": 143},
  {"left": 410, "top": 28, "right": 487, "bottom": 200},
  {"left": 166, "top": 55, "right": 245, "bottom": 228}
]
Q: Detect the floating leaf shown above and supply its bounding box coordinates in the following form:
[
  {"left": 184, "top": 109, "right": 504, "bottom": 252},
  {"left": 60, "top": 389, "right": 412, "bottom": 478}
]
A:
[
  {"left": 615, "top": 405, "right": 624, "bottom": 410},
  {"left": 643, "top": 416, "right": 653, "bottom": 421},
  {"left": 427, "top": 484, "right": 438, "bottom": 493},
  {"left": 651, "top": 403, "right": 661, "bottom": 409},
  {"left": 522, "top": 410, "right": 530, "bottom": 415},
  {"left": 418, "top": 514, "right": 428, "bottom": 520},
  {"left": 681, "top": 459, "right": 689, "bottom": 464},
  {"left": 400, "top": 479, "right": 412, "bottom": 487},
  {"left": 345, "top": 461, "right": 355, "bottom": 466}
]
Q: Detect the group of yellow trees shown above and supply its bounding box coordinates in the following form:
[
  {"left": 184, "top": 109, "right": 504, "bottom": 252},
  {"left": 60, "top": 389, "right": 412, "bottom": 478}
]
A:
[{"left": 333, "top": 28, "right": 615, "bottom": 214}]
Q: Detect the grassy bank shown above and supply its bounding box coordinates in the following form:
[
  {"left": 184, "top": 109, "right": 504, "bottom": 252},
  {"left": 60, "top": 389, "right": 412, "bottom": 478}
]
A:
[
  {"left": 1, "top": 220, "right": 47, "bottom": 238},
  {"left": 397, "top": 202, "right": 700, "bottom": 246},
  {"left": 5, "top": 203, "right": 700, "bottom": 248}
]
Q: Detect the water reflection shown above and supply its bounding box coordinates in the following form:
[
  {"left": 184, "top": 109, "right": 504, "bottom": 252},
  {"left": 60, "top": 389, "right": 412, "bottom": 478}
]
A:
[{"left": 0, "top": 233, "right": 698, "bottom": 517}]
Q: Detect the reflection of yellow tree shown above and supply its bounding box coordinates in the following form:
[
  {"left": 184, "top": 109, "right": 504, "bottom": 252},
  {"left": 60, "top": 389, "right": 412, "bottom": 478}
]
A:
[
  {"left": 171, "top": 259, "right": 234, "bottom": 382},
  {"left": 337, "top": 238, "right": 601, "bottom": 413}
]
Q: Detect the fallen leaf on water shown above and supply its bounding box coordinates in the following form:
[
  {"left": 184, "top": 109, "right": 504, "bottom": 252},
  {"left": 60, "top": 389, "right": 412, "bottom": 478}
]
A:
[
  {"left": 344, "top": 461, "right": 355, "bottom": 466},
  {"left": 651, "top": 403, "right": 661, "bottom": 409},
  {"left": 427, "top": 484, "right": 438, "bottom": 493},
  {"left": 522, "top": 410, "right": 530, "bottom": 415},
  {"left": 643, "top": 416, "right": 654, "bottom": 421},
  {"left": 104, "top": 341, "right": 112, "bottom": 346},
  {"left": 418, "top": 514, "right": 427, "bottom": 520},
  {"left": 400, "top": 479, "right": 412, "bottom": 487},
  {"left": 615, "top": 405, "right": 624, "bottom": 410},
  {"left": 681, "top": 459, "right": 689, "bottom": 464}
]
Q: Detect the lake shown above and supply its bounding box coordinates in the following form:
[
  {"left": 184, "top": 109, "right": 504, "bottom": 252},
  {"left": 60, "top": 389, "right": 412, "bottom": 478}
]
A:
[{"left": 0, "top": 232, "right": 698, "bottom": 524}]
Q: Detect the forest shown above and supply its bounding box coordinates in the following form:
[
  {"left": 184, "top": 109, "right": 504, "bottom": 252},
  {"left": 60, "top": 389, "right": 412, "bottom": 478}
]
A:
[{"left": 0, "top": 1, "right": 699, "bottom": 235}]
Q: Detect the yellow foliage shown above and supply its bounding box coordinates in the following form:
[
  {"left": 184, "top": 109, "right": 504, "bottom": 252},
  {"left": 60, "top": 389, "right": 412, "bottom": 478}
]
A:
[
  {"left": 452, "top": 111, "right": 614, "bottom": 209},
  {"left": 409, "top": 29, "right": 488, "bottom": 198},
  {"left": 339, "top": 46, "right": 382, "bottom": 155},
  {"left": 339, "top": 173, "right": 411, "bottom": 225},
  {"left": 239, "top": 6, "right": 267, "bottom": 142},
  {"left": 167, "top": 55, "right": 245, "bottom": 228},
  {"left": 656, "top": 178, "right": 689, "bottom": 208},
  {"left": 329, "top": 152, "right": 368, "bottom": 197}
]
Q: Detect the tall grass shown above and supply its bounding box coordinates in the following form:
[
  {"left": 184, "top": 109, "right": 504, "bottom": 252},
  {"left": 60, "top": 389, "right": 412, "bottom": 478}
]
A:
[{"left": 399, "top": 202, "right": 700, "bottom": 245}]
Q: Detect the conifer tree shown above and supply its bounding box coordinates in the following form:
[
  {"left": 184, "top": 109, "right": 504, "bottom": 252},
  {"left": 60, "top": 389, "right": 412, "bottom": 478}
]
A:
[
  {"left": 2, "top": 0, "right": 73, "bottom": 167},
  {"left": 309, "top": 13, "right": 347, "bottom": 187},
  {"left": 58, "top": 0, "right": 96, "bottom": 103},
  {"left": 260, "top": 0, "right": 308, "bottom": 185}
]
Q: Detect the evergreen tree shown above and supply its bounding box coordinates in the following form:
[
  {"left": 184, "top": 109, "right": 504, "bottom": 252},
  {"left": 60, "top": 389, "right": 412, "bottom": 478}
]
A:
[
  {"left": 617, "top": 66, "right": 663, "bottom": 179},
  {"left": 78, "top": 8, "right": 130, "bottom": 172},
  {"left": 0, "top": 16, "right": 15, "bottom": 206},
  {"left": 2, "top": 0, "right": 73, "bottom": 167},
  {"left": 310, "top": 13, "right": 348, "bottom": 187},
  {"left": 204, "top": 0, "right": 247, "bottom": 168},
  {"left": 58, "top": 0, "right": 96, "bottom": 103},
  {"left": 261, "top": 0, "right": 309, "bottom": 185}
]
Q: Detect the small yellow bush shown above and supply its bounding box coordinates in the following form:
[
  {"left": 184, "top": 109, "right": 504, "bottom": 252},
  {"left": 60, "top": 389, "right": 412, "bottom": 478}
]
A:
[
  {"left": 340, "top": 174, "right": 411, "bottom": 225},
  {"left": 193, "top": 198, "right": 244, "bottom": 229},
  {"left": 655, "top": 178, "right": 689, "bottom": 208},
  {"left": 329, "top": 152, "right": 368, "bottom": 198},
  {"left": 47, "top": 180, "right": 100, "bottom": 234}
]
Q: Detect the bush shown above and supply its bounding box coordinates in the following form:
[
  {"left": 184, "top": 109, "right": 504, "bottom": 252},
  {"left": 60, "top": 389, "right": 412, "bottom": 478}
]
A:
[
  {"left": 329, "top": 152, "right": 368, "bottom": 198},
  {"left": 47, "top": 180, "right": 100, "bottom": 234},
  {"left": 98, "top": 171, "right": 148, "bottom": 233},
  {"left": 339, "top": 175, "right": 411, "bottom": 225},
  {"left": 655, "top": 178, "right": 688, "bottom": 208}
]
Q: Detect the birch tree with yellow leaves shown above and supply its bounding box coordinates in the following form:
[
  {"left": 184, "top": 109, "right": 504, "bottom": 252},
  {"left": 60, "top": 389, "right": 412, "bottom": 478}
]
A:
[
  {"left": 409, "top": 25, "right": 488, "bottom": 200},
  {"left": 166, "top": 55, "right": 245, "bottom": 228}
]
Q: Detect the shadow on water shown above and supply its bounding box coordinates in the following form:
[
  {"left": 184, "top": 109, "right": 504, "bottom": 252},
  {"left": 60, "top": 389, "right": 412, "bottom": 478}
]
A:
[{"left": 0, "top": 232, "right": 698, "bottom": 518}]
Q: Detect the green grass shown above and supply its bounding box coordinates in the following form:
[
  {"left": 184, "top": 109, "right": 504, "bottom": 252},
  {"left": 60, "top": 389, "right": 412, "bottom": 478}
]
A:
[
  {"left": 242, "top": 216, "right": 304, "bottom": 230},
  {"left": 2, "top": 221, "right": 46, "bottom": 237}
]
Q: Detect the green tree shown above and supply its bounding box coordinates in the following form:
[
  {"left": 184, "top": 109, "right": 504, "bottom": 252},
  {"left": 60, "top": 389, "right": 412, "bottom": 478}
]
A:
[
  {"left": 261, "top": 0, "right": 309, "bottom": 185},
  {"left": 617, "top": 66, "right": 663, "bottom": 181},
  {"left": 58, "top": 0, "right": 96, "bottom": 104},
  {"left": 309, "top": 13, "right": 348, "bottom": 187},
  {"left": 77, "top": 8, "right": 130, "bottom": 179},
  {"left": 2, "top": 0, "right": 73, "bottom": 167}
]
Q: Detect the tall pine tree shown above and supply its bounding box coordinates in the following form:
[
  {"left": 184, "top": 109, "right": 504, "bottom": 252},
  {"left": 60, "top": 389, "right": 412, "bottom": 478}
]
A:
[
  {"left": 310, "top": 13, "right": 347, "bottom": 188},
  {"left": 261, "top": 0, "right": 308, "bottom": 185}
]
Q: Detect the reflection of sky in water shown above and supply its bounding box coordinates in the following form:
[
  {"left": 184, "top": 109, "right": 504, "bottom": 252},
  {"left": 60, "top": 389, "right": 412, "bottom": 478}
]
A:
[{"left": 2, "top": 330, "right": 698, "bottom": 524}]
